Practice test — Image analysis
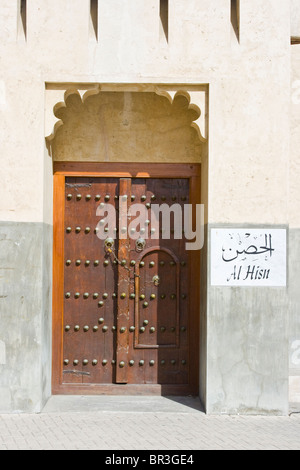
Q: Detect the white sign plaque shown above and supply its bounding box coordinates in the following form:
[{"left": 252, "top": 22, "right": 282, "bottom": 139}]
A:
[{"left": 211, "top": 229, "right": 286, "bottom": 287}]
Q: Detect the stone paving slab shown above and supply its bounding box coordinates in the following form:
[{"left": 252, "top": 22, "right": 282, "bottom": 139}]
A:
[
  {"left": 0, "top": 397, "right": 299, "bottom": 450},
  {"left": 42, "top": 395, "right": 204, "bottom": 414}
]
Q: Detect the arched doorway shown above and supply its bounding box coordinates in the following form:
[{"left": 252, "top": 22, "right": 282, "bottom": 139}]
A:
[{"left": 49, "top": 88, "right": 205, "bottom": 396}]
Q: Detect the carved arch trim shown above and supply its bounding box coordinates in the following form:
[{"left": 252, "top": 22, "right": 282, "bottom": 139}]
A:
[{"left": 45, "top": 84, "right": 208, "bottom": 159}]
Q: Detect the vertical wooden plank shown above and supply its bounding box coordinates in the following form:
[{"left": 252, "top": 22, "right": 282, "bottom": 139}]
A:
[
  {"left": 52, "top": 174, "right": 65, "bottom": 392},
  {"left": 115, "top": 178, "right": 131, "bottom": 383},
  {"left": 62, "top": 177, "right": 119, "bottom": 386},
  {"left": 188, "top": 174, "right": 201, "bottom": 394}
]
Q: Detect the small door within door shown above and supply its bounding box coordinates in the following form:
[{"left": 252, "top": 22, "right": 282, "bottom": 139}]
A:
[{"left": 58, "top": 172, "right": 199, "bottom": 395}]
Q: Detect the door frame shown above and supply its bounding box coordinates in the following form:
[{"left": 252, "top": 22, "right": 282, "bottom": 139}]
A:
[{"left": 52, "top": 162, "right": 201, "bottom": 395}]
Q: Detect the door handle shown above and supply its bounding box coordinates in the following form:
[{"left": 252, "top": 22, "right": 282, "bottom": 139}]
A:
[
  {"left": 104, "top": 237, "right": 114, "bottom": 249},
  {"left": 136, "top": 238, "right": 146, "bottom": 252}
]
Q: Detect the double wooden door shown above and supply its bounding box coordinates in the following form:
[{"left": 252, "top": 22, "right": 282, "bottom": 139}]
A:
[{"left": 52, "top": 163, "right": 200, "bottom": 395}]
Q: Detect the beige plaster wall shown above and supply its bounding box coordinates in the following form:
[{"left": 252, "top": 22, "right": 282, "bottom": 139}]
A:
[
  {"left": 291, "top": 0, "right": 300, "bottom": 38},
  {"left": 290, "top": 45, "right": 300, "bottom": 229},
  {"left": 0, "top": 0, "right": 292, "bottom": 226}
]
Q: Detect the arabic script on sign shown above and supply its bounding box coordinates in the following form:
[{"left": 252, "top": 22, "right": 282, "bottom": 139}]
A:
[{"left": 211, "top": 229, "right": 286, "bottom": 287}]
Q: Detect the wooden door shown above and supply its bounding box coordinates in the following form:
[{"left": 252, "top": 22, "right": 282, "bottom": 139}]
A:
[{"left": 52, "top": 163, "right": 200, "bottom": 395}]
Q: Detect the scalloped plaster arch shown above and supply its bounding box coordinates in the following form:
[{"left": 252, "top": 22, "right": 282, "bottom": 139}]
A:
[{"left": 45, "top": 84, "right": 207, "bottom": 160}]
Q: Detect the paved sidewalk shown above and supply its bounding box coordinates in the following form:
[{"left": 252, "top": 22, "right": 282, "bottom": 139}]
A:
[{"left": 0, "top": 396, "right": 299, "bottom": 450}]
